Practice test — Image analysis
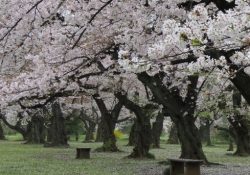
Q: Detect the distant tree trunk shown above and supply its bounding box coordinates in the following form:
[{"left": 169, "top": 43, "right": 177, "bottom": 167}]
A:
[
  {"left": 206, "top": 127, "right": 212, "bottom": 146},
  {"left": 215, "top": 126, "right": 234, "bottom": 152},
  {"left": 199, "top": 119, "right": 213, "bottom": 146},
  {"left": 0, "top": 121, "right": 5, "bottom": 140},
  {"left": 46, "top": 126, "right": 53, "bottom": 142},
  {"left": 167, "top": 123, "right": 179, "bottom": 144},
  {"left": 127, "top": 121, "right": 136, "bottom": 146},
  {"left": 45, "top": 102, "right": 68, "bottom": 147},
  {"left": 152, "top": 112, "right": 164, "bottom": 148},
  {"left": 115, "top": 92, "right": 154, "bottom": 159},
  {"left": 83, "top": 120, "right": 96, "bottom": 142},
  {"left": 75, "top": 131, "right": 79, "bottom": 141},
  {"left": 25, "top": 116, "right": 45, "bottom": 144}
]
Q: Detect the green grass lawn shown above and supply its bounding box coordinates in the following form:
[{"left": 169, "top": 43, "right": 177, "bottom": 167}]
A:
[{"left": 0, "top": 138, "right": 249, "bottom": 175}]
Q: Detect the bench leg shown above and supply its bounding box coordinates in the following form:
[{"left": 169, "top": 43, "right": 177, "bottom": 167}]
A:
[
  {"left": 170, "top": 162, "right": 184, "bottom": 175},
  {"left": 184, "top": 163, "right": 200, "bottom": 175}
]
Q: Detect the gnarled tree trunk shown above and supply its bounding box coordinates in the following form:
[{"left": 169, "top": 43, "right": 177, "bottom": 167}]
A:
[
  {"left": 25, "top": 116, "right": 45, "bottom": 144},
  {"left": 173, "top": 116, "right": 207, "bottom": 160},
  {"left": 130, "top": 109, "right": 152, "bottom": 158},
  {"left": 101, "top": 120, "right": 117, "bottom": 152},
  {"left": 45, "top": 102, "right": 68, "bottom": 147},
  {"left": 115, "top": 92, "right": 154, "bottom": 159},
  {"left": 93, "top": 93, "right": 123, "bottom": 152}
]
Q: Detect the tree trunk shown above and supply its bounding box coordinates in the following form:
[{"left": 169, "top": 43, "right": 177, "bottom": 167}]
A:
[
  {"left": 228, "top": 115, "right": 250, "bottom": 156},
  {"left": 115, "top": 92, "right": 154, "bottom": 159},
  {"left": 93, "top": 94, "right": 120, "bottom": 152},
  {"left": 173, "top": 116, "right": 207, "bottom": 161},
  {"left": 127, "top": 121, "right": 136, "bottom": 146},
  {"left": 206, "top": 127, "right": 212, "bottom": 146},
  {"left": 44, "top": 102, "right": 68, "bottom": 147},
  {"left": 25, "top": 117, "right": 45, "bottom": 144},
  {"left": 129, "top": 110, "right": 152, "bottom": 158},
  {"left": 95, "top": 120, "right": 104, "bottom": 142},
  {"left": 228, "top": 89, "right": 250, "bottom": 156},
  {"left": 228, "top": 137, "right": 234, "bottom": 151},
  {"left": 0, "top": 121, "right": 5, "bottom": 140},
  {"left": 199, "top": 119, "right": 213, "bottom": 146},
  {"left": 167, "top": 123, "right": 179, "bottom": 144},
  {"left": 152, "top": 112, "right": 164, "bottom": 148},
  {"left": 101, "top": 119, "right": 117, "bottom": 152},
  {"left": 84, "top": 120, "right": 96, "bottom": 142}
]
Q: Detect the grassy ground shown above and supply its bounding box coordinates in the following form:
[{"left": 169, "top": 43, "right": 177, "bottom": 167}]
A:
[{"left": 0, "top": 136, "right": 249, "bottom": 175}]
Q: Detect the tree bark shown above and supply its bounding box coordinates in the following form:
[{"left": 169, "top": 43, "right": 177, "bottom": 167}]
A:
[
  {"left": 44, "top": 102, "right": 68, "bottom": 147},
  {"left": 115, "top": 92, "right": 154, "bottom": 159},
  {"left": 152, "top": 112, "right": 164, "bottom": 148}
]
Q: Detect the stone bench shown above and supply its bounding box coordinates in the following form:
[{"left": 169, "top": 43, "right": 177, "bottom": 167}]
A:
[
  {"left": 76, "top": 148, "right": 91, "bottom": 159},
  {"left": 168, "top": 158, "right": 203, "bottom": 175}
]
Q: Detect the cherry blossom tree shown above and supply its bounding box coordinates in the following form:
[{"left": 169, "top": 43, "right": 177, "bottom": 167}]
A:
[{"left": 0, "top": 0, "right": 250, "bottom": 162}]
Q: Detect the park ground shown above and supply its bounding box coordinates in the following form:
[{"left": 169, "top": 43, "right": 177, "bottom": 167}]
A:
[{"left": 0, "top": 135, "right": 250, "bottom": 175}]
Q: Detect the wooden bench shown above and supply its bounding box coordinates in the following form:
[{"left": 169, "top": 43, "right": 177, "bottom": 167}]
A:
[
  {"left": 76, "top": 148, "right": 91, "bottom": 159},
  {"left": 168, "top": 158, "right": 203, "bottom": 175}
]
